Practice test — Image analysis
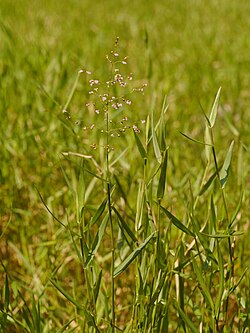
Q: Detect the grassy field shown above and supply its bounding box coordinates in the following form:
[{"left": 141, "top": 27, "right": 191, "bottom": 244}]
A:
[{"left": 0, "top": 0, "right": 250, "bottom": 332}]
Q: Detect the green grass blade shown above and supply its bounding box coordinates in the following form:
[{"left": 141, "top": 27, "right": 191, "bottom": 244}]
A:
[
  {"left": 134, "top": 131, "right": 147, "bottom": 159},
  {"left": 63, "top": 70, "right": 83, "bottom": 111},
  {"left": 192, "top": 258, "right": 214, "bottom": 312},
  {"left": 50, "top": 279, "right": 82, "bottom": 309},
  {"left": 151, "top": 109, "right": 162, "bottom": 163},
  {"left": 56, "top": 319, "right": 75, "bottom": 333},
  {"left": 89, "top": 198, "right": 107, "bottom": 229},
  {"left": 113, "top": 232, "right": 156, "bottom": 278},
  {"left": 180, "top": 131, "right": 212, "bottom": 146},
  {"left": 94, "top": 270, "right": 102, "bottom": 303},
  {"left": 85, "top": 213, "right": 109, "bottom": 267},
  {"left": 112, "top": 206, "right": 138, "bottom": 243},
  {"left": 135, "top": 179, "right": 144, "bottom": 231},
  {"left": 157, "top": 148, "right": 168, "bottom": 200},
  {"left": 160, "top": 206, "right": 195, "bottom": 237},
  {"left": 209, "top": 87, "right": 221, "bottom": 128},
  {"left": 199, "top": 169, "right": 217, "bottom": 196},
  {"left": 219, "top": 140, "right": 234, "bottom": 188}
]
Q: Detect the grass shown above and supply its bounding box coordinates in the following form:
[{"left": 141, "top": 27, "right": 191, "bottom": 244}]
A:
[{"left": 0, "top": 0, "right": 250, "bottom": 332}]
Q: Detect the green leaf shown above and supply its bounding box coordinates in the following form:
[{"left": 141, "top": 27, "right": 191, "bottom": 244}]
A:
[
  {"left": 219, "top": 140, "right": 234, "bottom": 188},
  {"left": 199, "top": 169, "right": 217, "bottom": 196},
  {"left": 134, "top": 131, "right": 147, "bottom": 159},
  {"left": 209, "top": 87, "right": 221, "bottom": 128},
  {"left": 56, "top": 319, "right": 76, "bottom": 333},
  {"left": 157, "top": 148, "right": 168, "bottom": 200},
  {"left": 94, "top": 270, "right": 102, "bottom": 303},
  {"left": 88, "top": 198, "right": 107, "bottom": 229},
  {"left": 192, "top": 258, "right": 214, "bottom": 312},
  {"left": 63, "top": 70, "right": 83, "bottom": 111},
  {"left": 160, "top": 206, "right": 194, "bottom": 237},
  {"left": 85, "top": 213, "right": 109, "bottom": 267},
  {"left": 50, "top": 279, "right": 82, "bottom": 308},
  {"left": 180, "top": 131, "right": 212, "bottom": 146},
  {"left": 201, "top": 231, "right": 243, "bottom": 238},
  {"left": 151, "top": 109, "right": 162, "bottom": 163},
  {"left": 112, "top": 206, "right": 138, "bottom": 243},
  {"left": 113, "top": 232, "right": 156, "bottom": 278}
]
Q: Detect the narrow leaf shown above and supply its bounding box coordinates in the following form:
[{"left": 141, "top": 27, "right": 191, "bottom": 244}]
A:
[
  {"left": 134, "top": 131, "right": 147, "bottom": 159},
  {"left": 209, "top": 87, "right": 221, "bottom": 128},
  {"left": 113, "top": 232, "right": 156, "bottom": 278},
  {"left": 151, "top": 109, "right": 162, "bottom": 163},
  {"left": 219, "top": 140, "right": 234, "bottom": 188},
  {"left": 84, "top": 213, "right": 109, "bottom": 267},
  {"left": 160, "top": 206, "right": 194, "bottom": 237},
  {"left": 199, "top": 169, "right": 217, "bottom": 196},
  {"left": 180, "top": 131, "right": 212, "bottom": 146},
  {"left": 89, "top": 199, "right": 107, "bottom": 228},
  {"left": 50, "top": 279, "right": 82, "bottom": 309},
  {"left": 157, "top": 148, "right": 168, "bottom": 200},
  {"left": 192, "top": 258, "right": 214, "bottom": 311},
  {"left": 112, "top": 206, "right": 138, "bottom": 243}
]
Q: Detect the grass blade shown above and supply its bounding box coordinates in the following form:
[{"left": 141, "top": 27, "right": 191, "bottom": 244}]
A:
[
  {"left": 113, "top": 232, "right": 156, "bottom": 278},
  {"left": 151, "top": 109, "right": 162, "bottom": 163},
  {"left": 85, "top": 213, "right": 109, "bottom": 267},
  {"left": 157, "top": 148, "right": 168, "bottom": 200},
  {"left": 112, "top": 206, "right": 138, "bottom": 243},
  {"left": 180, "top": 131, "right": 212, "bottom": 146},
  {"left": 192, "top": 258, "right": 214, "bottom": 312},
  {"left": 56, "top": 319, "right": 76, "bottom": 333},
  {"left": 134, "top": 131, "right": 147, "bottom": 160},
  {"left": 199, "top": 169, "right": 217, "bottom": 196},
  {"left": 219, "top": 140, "right": 234, "bottom": 188},
  {"left": 160, "top": 206, "right": 194, "bottom": 237},
  {"left": 50, "top": 279, "right": 83, "bottom": 309},
  {"left": 209, "top": 87, "right": 221, "bottom": 128}
]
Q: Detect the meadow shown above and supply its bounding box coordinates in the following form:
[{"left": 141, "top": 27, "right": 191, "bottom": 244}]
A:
[{"left": 0, "top": 0, "right": 250, "bottom": 332}]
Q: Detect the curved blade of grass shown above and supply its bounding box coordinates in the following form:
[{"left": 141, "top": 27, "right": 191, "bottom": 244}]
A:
[
  {"left": 94, "top": 270, "right": 102, "bottom": 303},
  {"left": 151, "top": 109, "right": 162, "bottom": 163},
  {"left": 209, "top": 87, "right": 221, "bottom": 128},
  {"left": 192, "top": 258, "right": 214, "bottom": 312},
  {"left": 50, "top": 279, "right": 82, "bottom": 309},
  {"left": 113, "top": 232, "right": 156, "bottom": 278},
  {"left": 201, "top": 231, "right": 243, "bottom": 238},
  {"left": 134, "top": 131, "right": 147, "bottom": 159},
  {"left": 63, "top": 70, "right": 83, "bottom": 111},
  {"left": 180, "top": 131, "right": 212, "bottom": 146},
  {"left": 56, "top": 319, "right": 75, "bottom": 333},
  {"left": 199, "top": 169, "right": 217, "bottom": 196},
  {"left": 85, "top": 213, "right": 109, "bottom": 268},
  {"left": 112, "top": 206, "right": 138, "bottom": 243},
  {"left": 219, "top": 140, "right": 234, "bottom": 188},
  {"left": 157, "top": 148, "right": 168, "bottom": 200},
  {"left": 88, "top": 198, "right": 107, "bottom": 229},
  {"left": 160, "top": 206, "right": 194, "bottom": 237}
]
